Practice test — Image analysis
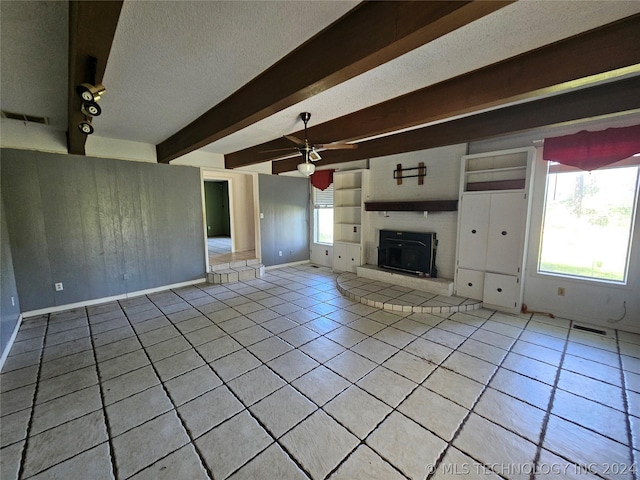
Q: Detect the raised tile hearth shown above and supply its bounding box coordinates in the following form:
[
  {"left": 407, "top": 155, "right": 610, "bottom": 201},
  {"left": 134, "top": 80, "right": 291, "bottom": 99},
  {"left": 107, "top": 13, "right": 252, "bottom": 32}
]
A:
[{"left": 337, "top": 271, "right": 482, "bottom": 314}]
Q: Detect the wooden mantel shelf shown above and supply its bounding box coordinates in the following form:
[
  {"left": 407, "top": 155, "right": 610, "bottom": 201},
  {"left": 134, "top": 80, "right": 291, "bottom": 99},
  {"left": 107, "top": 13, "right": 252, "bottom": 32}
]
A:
[{"left": 364, "top": 200, "right": 458, "bottom": 212}]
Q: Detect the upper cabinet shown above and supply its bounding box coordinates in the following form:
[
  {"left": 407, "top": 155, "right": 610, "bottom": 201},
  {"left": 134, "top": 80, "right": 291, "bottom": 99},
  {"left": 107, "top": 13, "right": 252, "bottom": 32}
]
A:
[{"left": 455, "top": 147, "right": 535, "bottom": 313}]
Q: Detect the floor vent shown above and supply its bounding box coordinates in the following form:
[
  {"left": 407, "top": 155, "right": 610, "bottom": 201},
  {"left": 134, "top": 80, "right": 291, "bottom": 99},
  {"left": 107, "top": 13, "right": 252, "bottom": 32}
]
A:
[
  {"left": 1, "top": 110, "right": 49, "bottom": 125},
  {"left": 573, "top": 324, "right": 607, "bottom": 336}
]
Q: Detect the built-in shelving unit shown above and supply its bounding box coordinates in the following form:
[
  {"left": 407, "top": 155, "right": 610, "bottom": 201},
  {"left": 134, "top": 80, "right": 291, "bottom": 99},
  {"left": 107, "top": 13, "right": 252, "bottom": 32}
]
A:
[
  {"left": 462, "top": 150, "right": 529, "bottom": 192},
  {"left": 455, "top": 147, "right": 535, "bottom": 314},
  {"left": 333, "top": 169, "right": 369, "bottom": 273}
]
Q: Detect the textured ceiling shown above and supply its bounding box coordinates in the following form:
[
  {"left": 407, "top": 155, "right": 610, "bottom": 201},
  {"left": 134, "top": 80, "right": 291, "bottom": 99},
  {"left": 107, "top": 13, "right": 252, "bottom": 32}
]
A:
[{"left": 1, "top": 1, "right": 640, "bottom": 161}]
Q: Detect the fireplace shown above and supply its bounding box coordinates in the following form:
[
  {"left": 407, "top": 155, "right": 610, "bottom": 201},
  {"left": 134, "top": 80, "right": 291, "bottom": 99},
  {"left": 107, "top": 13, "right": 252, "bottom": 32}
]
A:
[{"left": 377, "top": 230, "right": 437, "bottom": 277}]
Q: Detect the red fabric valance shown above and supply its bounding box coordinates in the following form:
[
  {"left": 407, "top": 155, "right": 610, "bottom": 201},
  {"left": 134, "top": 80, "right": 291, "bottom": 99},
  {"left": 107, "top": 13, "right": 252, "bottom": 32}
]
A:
[
  {"left": 310, "top": 169, "right": 334, "bottom": 191},
  {"left": 543, "top": 124, "right": 640, "bottom": 171}
]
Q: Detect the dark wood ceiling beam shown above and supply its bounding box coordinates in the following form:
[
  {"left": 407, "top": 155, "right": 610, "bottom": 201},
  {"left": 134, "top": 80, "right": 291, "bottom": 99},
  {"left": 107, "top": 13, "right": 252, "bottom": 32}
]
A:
[
  {"left": 272, "top": 76, "right": 640, "bottom": 174},
  {"left": 67, "top": 0, "right": 123, "bottom": 155},
  {"left": 229, "top": 14, "right": 640, "bottom": 169},
  {"left": 156, "top": 0, "right": 512, "bottom": 164}
]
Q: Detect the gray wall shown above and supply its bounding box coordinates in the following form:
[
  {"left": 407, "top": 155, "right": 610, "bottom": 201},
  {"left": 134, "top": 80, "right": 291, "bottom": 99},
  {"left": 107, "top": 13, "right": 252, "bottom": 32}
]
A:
[
  {"left": 1, "top": 195, "right": 21, "bottom": 357},
  {"left": 1, "top": 149, "right": 205, "bottom": 312},
  {"left": 259, "top": 174, "right": 310, "bottom": 266}
]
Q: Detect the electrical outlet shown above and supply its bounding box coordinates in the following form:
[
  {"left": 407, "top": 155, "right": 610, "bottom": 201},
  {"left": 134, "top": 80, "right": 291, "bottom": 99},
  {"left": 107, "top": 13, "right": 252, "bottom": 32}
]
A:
[
  {"left": 123, "top": 273, "right": 130, "bottom": 280},
  {"left": 557, "top": 287, "right": 565, "bottom": 296},
  {"left": 11, "top": 296, "right": 15, "bottom": 306},
  {"left": 278, "top": 250, "right": 283, "bottom": 257},
  {"left": 55, "top": 282, "right": 64, "bottom": 291}
]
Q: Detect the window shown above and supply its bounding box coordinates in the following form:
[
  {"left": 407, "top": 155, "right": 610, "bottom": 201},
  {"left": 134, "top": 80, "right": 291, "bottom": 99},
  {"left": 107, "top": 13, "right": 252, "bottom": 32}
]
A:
[
  {"left": 538, "top": 159, "right": 639, "bottom": 283},
  {"left": 313, "top": 185, "right": 333, "bottom": 244}
]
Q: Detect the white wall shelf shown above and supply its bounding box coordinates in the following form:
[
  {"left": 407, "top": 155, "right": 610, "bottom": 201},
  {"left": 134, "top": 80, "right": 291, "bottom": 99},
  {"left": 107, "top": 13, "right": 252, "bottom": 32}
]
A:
[{"left": 333, "top": 169, "right": 369, "bottom": 272}]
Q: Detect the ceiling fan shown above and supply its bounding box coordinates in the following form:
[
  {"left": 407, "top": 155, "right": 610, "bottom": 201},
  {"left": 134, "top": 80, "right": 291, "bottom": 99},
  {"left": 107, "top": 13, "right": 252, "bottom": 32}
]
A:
[{"left": 265, "top": 112, "right": 357, "bottom": 176}]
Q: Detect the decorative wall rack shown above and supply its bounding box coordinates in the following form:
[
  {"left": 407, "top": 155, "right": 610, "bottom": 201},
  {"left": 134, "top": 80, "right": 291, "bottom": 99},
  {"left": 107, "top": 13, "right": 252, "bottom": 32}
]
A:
[{"left": 394, "top": 163, "right": 426, "bottom": 185}]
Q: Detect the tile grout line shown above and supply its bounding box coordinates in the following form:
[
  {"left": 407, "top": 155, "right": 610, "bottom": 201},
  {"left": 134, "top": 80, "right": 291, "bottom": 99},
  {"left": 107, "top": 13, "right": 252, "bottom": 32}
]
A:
[
  {"left": 616, "top": 329, "right": 638, "bottom": 480},
  {"left": 526, "top": 319, "right": 571, "bottom": 480},
  {"left": 16, "top": 314, "right": 50, "bottom": 480},
  {"left": 425, "top": 311, "right": 534, "bottom": 480},
  {"left": 85, "top": 306, "right": 121, "bottom": 480}
]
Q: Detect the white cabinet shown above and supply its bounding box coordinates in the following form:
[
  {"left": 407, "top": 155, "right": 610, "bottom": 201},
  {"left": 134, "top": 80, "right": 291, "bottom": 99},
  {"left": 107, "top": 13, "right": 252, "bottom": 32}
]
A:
[
  {"left": 334, "top": 242, "right": 361, "bottom": 273},
  {"left": 456, "top": 268, "right": 484, "bottom": 300},
  {"left": 455, "top": 147, "right": 534, "bottom": 313},
  {"left": 333, "top": 170, "right": 369, "bottom": 272}
]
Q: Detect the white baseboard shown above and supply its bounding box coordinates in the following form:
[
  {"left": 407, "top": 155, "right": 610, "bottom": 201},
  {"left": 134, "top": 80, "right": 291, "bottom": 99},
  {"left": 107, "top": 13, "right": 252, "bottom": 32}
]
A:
[
  {"left": 22, "top": 278, "right": 206, "bottom": 319},
  {"left": 0, "top": 314, "right": 23, "bottom": 372},
  {"left": 265, "top": 260, "right": 310, "bottom": 270}
]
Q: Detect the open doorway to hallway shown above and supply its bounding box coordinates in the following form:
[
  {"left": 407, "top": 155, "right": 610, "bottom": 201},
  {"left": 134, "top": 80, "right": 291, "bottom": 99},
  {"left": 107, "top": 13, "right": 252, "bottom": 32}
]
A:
[
  {"left": 203, "top": 178, "right": 257, "bottom": 266},
  {"left": 204, "top": 180, "right": 231, "bottom": 263}
]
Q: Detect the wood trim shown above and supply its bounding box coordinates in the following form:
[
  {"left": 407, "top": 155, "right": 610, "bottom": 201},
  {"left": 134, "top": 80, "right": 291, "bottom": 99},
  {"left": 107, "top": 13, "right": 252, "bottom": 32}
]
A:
[
  {"left": 229, "top": 14, "right": 640, "bottom": 170},
  {"left": 67, "top": 1, "right": 123, "bottom": 155},
  {"left": 155, "top": 1, "right": 512, "bottom": 164},
  {"left": 272, "top": 76, "right": 640, "bottom": 174},
  {"left": 365, "top": 200, "right": 458, "bottom": 212},
  {"left": 466, "top": 179, "right": 526, "bottom": 191}
]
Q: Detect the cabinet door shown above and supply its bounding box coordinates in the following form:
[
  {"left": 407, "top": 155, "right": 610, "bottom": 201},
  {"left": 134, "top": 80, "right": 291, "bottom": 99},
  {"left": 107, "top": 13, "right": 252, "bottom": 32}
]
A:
[
  {"left": 456, "top": 268, "right": 484, "bottom": 300},
  {"left": 334, "top": 242, "right": 361, "bottom": 273},
  {"left": 486, "top": 193, "right": 527, "bottom": 274},
  {"left": 483, "top": 272, "right": 519, "bottom": 310},
  {"left": 457, "top": 194, "right": 490, "bottom": 270}
]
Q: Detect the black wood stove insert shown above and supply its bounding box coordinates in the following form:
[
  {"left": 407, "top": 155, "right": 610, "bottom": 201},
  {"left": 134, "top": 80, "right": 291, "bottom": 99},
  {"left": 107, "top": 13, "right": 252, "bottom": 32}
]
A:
[{"left": 377, "top": 230, "right": 437, "bottom": 277}]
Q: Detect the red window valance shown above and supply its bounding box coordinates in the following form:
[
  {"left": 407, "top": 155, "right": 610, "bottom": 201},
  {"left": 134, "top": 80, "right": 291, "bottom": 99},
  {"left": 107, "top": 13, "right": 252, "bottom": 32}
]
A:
[
  {"left": 543, "top": 124, "right": 640, "bottom": 171},
  {"left": 310, "top": 169, "right": 334, "bottom": 191}
]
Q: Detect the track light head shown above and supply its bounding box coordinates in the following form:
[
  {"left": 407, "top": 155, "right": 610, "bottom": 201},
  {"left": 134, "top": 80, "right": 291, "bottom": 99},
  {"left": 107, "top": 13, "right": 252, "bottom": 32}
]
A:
[
  {"left": 76, "top": 83, "right": 106, "bottom": 102},
  {"left": 81, "top": 101, "right": 102, "bottom": 117},
  {"left": 78, "top": 119, "right": 94, "bottom": 135}
]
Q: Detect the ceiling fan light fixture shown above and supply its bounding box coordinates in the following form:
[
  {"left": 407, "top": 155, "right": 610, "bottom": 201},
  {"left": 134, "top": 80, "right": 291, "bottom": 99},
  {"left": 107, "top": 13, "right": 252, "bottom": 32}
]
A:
[{"left": 297, "top": 161, "right": 315, "bottom": 176}]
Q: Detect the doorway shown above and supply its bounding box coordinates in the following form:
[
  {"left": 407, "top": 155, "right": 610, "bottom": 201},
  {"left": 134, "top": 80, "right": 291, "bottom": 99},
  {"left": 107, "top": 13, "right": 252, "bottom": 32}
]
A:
[{"left": 204, "top": 181, "right": 231, "bottom": 262}]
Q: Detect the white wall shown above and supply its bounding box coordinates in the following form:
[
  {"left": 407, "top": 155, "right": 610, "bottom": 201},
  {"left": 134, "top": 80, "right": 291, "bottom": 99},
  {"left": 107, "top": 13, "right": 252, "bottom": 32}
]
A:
[
  {"left": 364, "top": 145, "right": 466, "bottom": 280},
  {"left": 470, "top": 125, "right": 640, "bottom": 333},
  {"left": 0, "top": 119, "right": 67, "bottom": 153}
]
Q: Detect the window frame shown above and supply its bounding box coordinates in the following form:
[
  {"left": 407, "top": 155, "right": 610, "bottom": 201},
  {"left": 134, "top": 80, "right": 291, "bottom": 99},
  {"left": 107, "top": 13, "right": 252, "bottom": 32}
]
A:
[
  {"left": 536, "top": 157, "right": 640, "bottom": 286},
  {"left": 312, "top": 184, "right": 334, "bottom": 245}
]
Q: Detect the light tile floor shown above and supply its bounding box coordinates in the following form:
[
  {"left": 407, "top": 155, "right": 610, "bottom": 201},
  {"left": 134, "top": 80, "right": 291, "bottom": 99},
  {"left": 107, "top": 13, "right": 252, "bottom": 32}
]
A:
[
  {"left": 207, "top": 237, "right": 257, "bottom": 267},
  {"left": 1, "top": 264, "right": 639, "bottom": 480}
]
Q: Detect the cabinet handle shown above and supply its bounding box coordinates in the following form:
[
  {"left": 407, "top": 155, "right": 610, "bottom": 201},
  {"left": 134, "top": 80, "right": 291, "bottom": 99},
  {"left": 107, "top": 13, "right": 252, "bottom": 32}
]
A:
[
  {"left": 471, "top": 229, "right": 477, "bottom": 234},
  {"left": 467, "top": 282, "right": 473, "bottom": 287},
  {"left": 501, "top": 231, "right": 507, "bottom": 236},
  {"left": 497, "top": 288, "right": 503, "bottom": 292}
]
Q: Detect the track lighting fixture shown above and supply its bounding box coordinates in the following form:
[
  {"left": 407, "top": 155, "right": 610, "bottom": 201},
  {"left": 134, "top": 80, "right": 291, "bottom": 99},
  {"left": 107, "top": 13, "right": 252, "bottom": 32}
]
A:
[{"left": 76, "top": 83, "right": 106, "bottom": 135}]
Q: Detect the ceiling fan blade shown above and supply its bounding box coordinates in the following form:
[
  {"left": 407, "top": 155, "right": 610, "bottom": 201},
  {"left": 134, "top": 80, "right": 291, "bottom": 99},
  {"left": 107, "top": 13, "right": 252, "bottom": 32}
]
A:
[
  {"left": 284, "top": 134, "right": 305, "bottom": 146},
  {"left": 260, "top": 147, "right": 299, "bottom": 153},
  {"left": 315, "top": 143, "right": 358, "bottom": 150}
]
